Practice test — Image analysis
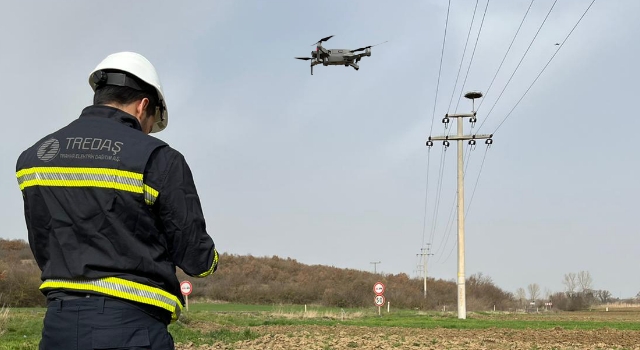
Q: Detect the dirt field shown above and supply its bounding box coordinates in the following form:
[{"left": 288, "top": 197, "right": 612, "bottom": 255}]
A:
[{"left": 176, "top": 324, "right": 640, "bottom": 350}]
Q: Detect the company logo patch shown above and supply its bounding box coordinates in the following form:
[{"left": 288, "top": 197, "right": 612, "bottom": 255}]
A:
[{"left": 36, "top": 138, "right": 60, "bottom": 162}]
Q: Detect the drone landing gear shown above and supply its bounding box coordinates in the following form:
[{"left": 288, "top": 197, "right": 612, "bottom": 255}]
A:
[{"left": 348, "top": 62, "right": 359, "bottom": 71}]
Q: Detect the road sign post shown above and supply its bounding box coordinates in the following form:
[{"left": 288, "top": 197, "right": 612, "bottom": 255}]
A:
[
  {"left": 180, "top": 281, "right": 193, "bottom": 312},
  {"left": 373, "top": 282, "right": 386, "bottom": 316}
]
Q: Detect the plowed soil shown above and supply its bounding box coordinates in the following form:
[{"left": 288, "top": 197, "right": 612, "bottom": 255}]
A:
[{"left": 176, "top": 325, "right": 640, "bottom": 350}]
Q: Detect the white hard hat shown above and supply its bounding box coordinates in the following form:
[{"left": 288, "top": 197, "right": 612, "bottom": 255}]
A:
[{"left": 89, "top": 52, "right": 168, "bottom": 133}]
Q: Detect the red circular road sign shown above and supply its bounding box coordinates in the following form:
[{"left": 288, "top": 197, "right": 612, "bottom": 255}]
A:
[
  {"left": 374, "top": 294, "right": 385, "bottom": 307},
  {"left": 180, "top": 281, "right": 193, "bottom": 296},
  {"left": 373, "top": 282, "right": 385, "bottom": 296}
]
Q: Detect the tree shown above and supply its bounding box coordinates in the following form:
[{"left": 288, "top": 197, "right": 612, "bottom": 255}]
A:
[
  {"left": 516, "top": 288, "right": 526, "bottom": 306},
  {"left": 596, "top": 290, "right": 611, "bottom": 303},
  {"left": 527, "top": 283, "right": 540, "bottom": 302},
  {"left": 562, "top": 273, "right": 577, "bottom": 295},
  {"left": 577, "top": 271, "right": 593, "bottom": 292}
]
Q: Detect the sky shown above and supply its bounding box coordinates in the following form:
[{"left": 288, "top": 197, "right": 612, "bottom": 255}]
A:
[{"left": 1, "top": 0, "right": 638, "bottom": 299}]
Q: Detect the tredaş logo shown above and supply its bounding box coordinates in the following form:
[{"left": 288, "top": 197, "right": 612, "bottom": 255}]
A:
[{"left": 36, "top": 138, "right": 60, "bottom": 162}]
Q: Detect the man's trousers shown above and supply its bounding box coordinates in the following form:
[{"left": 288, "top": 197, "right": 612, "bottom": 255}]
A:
[{"left": 40, "top": 295, "right": 175, "bottom": 349}]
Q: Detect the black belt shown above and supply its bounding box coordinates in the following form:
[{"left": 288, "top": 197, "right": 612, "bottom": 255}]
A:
[{"left": 47, "top": 291, "right": 172, "bottom": 325}]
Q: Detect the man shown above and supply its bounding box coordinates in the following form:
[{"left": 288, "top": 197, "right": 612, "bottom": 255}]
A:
[{"left": 16, "top": 51, "right": 218, "bottom": 349}]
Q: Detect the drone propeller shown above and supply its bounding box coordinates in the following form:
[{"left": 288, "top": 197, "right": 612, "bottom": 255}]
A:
[
  {"left": 311, "top": 35, "right": 334, "bottom": 46},
  {"left": 295, "top": 57, "right": 313, "bottom": 60},
  {"left": 351, "top": 40, "right": 389, "bottom": 53}
]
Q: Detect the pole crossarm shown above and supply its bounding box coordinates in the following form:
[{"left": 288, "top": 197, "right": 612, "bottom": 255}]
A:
[
  {"left": 445, "top": 113, "right": 476, "bottom": 118},
  {"left": 429, "top": 134, "right": 492, "bottom": 141}
]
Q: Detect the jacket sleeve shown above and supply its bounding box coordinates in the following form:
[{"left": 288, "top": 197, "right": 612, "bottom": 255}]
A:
[
  {"left": 149, "top": 148, "right": 218, "bottom": 277},
  {"left": 16, "top": 153, "right": 44, "bottom": 268}
]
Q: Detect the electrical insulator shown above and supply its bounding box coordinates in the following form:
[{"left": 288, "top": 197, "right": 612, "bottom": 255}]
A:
[
  {"left": 469, "top": 117, "right": 477, "bottom": 124},
  {"left": 442, "top": 117, "right": 450, "bottom": 125},
  {"left": 485, "top": 138, "right": 493, "bottom": 145},
  {"left": 426, "top": 140, "right": 434, "bottom": 147},
  {"left": 468, "top": 140, "right": 476, "bottom": 146},
  {"left": 443, "top": 140, "right": 450, "bottom": 148}
]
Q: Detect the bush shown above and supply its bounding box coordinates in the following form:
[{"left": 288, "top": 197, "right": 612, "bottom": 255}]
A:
[
  {"left": 0, "top": 262, "right": 45, "bottom": 307},
  {"left": 551, "top": 292, "right": 593, "bottom": 311}
]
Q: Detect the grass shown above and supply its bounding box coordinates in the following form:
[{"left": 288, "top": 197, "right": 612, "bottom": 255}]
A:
[
  {"left": 1, "top": 304, "right": 640, "bottom": 348},
  {"left": 0, "top": 304, "right": 9, "bottom": 336},
  {"left": 187, "top": 302, "right": 362, "bottom": 314},
  {"left": 0, "top": 309, "right": 43, "bottom": 350},
  {"left": 169, "top": 322, "right": 259, "bottom": 346}
]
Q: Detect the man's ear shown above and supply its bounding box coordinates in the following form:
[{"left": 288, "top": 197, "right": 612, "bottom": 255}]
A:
[{"left": 136, "top": 98, "right": 150, "bottom": 118}]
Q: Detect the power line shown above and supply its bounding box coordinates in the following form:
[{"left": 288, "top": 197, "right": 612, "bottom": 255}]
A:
[
  {"left": 420, "top": 0, "right": 452, "bottom": 275},
  {"left": 476, "top": 0, "right": 536, "bottom": 112},
  {"left": 493, "top": 0, "right": 598, "bottom": 134},
  {"left": 433, "top": 143, "right": 473, "bottom": 262},
  {"left": 419, "top": 147, "right": 431, "bottom": 248},
  {"left": 447, "top": 0, "right": 481, "bottom": 114},
  {"left": 427, "top": 121, "right": 456, "bottom": 256},
  {"left": 443, "top": 145, "right": 491, "bottom": 264},
  {"left": 427, "top": 145, "right": 449, "bottom": 247},
  {"left": 454, "top": 0, "right": 491, "bottom": 114},
  {"left": 429, "top": 0, "right": 453, "bottom": 137},
  {"left": 477, "top": 0, "right": 559, "bottom": 132},
  {"left": 464, "top": 145, "right": 490, "bottom": 218}
]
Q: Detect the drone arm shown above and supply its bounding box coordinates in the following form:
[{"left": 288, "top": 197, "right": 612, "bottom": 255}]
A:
[
  {"left": 316, "top": 46, "right": 329, "bottom": 57},
  {"left": 357, "top": 48, "right": 371, "bottom": 58}
]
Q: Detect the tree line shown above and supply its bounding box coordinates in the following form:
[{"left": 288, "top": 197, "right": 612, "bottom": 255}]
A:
[{"left": 0, "top": 239, "right": 634, "bottom": 311}]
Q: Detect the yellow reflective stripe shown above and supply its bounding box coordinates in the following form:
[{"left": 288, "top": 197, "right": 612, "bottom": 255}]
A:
[
  {"left": 16, "top": 167, "right": 142, "bottom": 179},
  {"left": 40, "top": 277, "right": 182, "bottom": 321},
  {"left": 20, "top": 179, "right": 141, "bottom": 192},
  {"left": 16, "top": 167, "right": 146, "bottom": 195},
  {"left": 143, "top": 184, "right": 159, "bottom": 205},
  {"left": 196, "top": 249, "right": 219, "bottom": 278}
]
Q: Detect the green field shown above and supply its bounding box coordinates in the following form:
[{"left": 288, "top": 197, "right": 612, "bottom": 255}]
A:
[{"left": 2, "top": 303, "right": 639, "bottom": 349}]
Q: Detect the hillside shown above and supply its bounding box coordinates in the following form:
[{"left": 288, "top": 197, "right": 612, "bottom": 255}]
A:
[{"left": 0, "top": 239, "right": 515, "bottom": 310}]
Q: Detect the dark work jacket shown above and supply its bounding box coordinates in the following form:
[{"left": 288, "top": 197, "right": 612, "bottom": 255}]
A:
[{"left": 16, "top": 105, "right": 218, "bottom": 321}]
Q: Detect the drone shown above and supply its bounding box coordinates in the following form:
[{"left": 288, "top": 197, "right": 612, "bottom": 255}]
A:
[{"left": 295, "top": 35, "right": 387, "bottom": 75}]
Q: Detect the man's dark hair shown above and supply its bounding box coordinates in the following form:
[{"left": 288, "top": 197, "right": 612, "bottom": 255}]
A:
[{"left": 93, "top": 70, "right": 159, "bottom": 117}]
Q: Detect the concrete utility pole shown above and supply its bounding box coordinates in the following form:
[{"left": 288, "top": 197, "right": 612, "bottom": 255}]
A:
[
  {"left": 426, "top": 91, "right": 493, "bottom": 320},
  {"left": 370, "top": 261, "right": 381, "bottom": 274},
  {"left": 416, "top": 244, "right": 434, "bottom": 298},
  {"left": 415, "top": 264, "right": 423, "bottom": 279}
]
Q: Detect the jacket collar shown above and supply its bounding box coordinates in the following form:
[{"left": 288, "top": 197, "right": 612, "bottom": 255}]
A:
[{"left": 79, "top": 105, "right": 143, "bottom": 132}]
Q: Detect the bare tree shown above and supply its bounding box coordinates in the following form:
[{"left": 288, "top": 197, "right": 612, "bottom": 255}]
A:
[
  {"left": 562, "top": 273, "right": 577, "bottom": 294},
  {"left": 527, "top": 283, "right": 540, "bottom": 301},
  {"left": 577, "top": 271, "right": 593, "bottom": 292},
  {"left": 516, "top": 288, "right": 526, "bottom": 306},
  {"left": 544, "top": 288, "right": 552, "bottom": 301},
  {"left": 596, "top": 290, "right": 611, "bottom": 303}
]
